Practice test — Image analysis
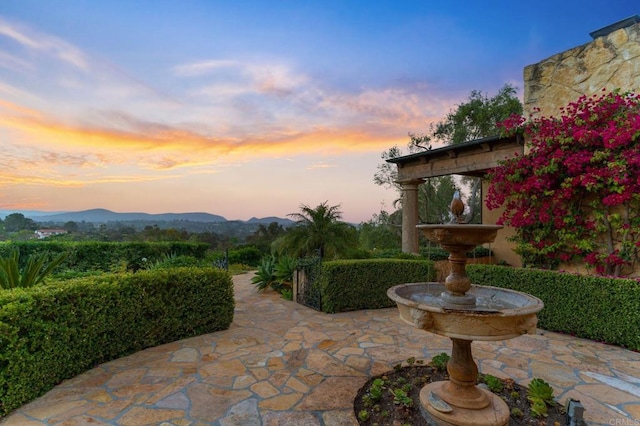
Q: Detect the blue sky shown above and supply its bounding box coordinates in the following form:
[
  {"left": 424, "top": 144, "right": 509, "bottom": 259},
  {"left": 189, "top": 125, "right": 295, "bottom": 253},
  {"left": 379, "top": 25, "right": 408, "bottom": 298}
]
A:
[{"left": 0, "top": 1, "right": 637, "bottom": 222}]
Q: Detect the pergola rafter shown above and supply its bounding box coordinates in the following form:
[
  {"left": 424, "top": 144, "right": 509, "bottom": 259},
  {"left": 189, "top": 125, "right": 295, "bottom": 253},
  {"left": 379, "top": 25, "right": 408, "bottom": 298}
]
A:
[{"left": 386, "top": 134, "right": 524, "bottom": 253}]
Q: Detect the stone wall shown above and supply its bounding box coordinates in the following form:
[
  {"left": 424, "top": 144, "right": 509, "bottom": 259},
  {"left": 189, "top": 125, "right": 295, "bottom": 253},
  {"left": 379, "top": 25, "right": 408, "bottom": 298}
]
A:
[
  {"left": 510, "top": 20, "right": 640, "bottom": 276},
  {"left": 523, "top": 22, "right": 640, "bottom": 117},
  {"left": 486, "top": 20, "right": 640, "bottom": 270}
]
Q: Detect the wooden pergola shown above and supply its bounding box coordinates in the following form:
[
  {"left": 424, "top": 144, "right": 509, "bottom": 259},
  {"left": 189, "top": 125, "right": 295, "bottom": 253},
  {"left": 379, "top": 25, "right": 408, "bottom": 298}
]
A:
[{"left": 386, "top": 134, "right": 524, "bottom": 253}]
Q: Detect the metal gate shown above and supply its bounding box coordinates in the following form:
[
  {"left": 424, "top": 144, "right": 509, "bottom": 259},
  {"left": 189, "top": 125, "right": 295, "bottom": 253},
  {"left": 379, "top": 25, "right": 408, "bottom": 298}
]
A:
[{"left": 294, "top": 255, "right": 322, "bottom": 310}]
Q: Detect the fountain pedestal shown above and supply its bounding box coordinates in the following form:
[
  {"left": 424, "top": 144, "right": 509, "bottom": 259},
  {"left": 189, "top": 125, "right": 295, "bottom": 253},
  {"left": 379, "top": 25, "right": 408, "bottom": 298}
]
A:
[
  {"left": 388, "top": 221, "right": 543, "bottom": 426},
  {"left": 420, "top": 338, "right": 509, "bottom": 426}
]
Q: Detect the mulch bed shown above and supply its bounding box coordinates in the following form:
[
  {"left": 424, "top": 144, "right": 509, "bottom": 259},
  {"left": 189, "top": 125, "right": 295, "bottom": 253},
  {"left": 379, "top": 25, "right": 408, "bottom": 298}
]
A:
[{"left": 354, "top": 362, "right": 568, "bottom": 425}]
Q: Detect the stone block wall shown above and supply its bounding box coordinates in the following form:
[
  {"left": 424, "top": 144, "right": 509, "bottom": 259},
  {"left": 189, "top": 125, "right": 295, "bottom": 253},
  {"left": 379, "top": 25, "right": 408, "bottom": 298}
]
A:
[
  {"left": 523, "top": 22, "right": 640, "bottom": 117},
  {"left": 486, "top": 20, "right": 640, "bottom": 269}
]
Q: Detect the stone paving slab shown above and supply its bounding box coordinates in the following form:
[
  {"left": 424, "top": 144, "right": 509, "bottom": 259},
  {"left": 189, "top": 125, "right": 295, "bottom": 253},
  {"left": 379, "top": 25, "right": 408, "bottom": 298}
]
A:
[{"left": 2, "top": 273, "right": 639, "bottom": 425}]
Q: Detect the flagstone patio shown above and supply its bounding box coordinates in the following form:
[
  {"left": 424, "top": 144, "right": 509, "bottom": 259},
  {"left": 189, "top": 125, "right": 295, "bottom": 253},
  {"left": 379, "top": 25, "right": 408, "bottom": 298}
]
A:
[{"left": 2, "top": 273, "right": 639, "bottom": 425}]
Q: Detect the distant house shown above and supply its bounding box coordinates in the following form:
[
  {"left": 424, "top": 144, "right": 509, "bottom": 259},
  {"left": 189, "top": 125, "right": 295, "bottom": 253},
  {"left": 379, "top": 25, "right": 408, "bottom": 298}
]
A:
[{"left": 34, "top": 229, "right": 67, "bottom": 239}]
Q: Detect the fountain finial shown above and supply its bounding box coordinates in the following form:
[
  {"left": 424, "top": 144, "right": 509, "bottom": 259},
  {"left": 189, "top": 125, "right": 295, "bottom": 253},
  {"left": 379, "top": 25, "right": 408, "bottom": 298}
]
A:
[{"left": 450, "top": 190, "right": 465, "bottom": 223}]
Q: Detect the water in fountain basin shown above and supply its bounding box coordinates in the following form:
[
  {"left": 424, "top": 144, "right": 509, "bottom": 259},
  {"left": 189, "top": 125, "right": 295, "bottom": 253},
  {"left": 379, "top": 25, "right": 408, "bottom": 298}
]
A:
[{"left": 409, "top": 290, "right": 520, "bottom": 312}]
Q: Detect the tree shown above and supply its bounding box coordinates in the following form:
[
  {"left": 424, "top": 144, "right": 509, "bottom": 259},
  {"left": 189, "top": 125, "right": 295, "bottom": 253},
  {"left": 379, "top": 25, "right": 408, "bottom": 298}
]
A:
[
  {"left": 274, "top": 202, "right": 357, "bottom": 259},
  {"left": 4, "top": 213, "right": 37, "bottom": 233},
  {"left": 246, "top": 222, "right": 287, "bottom": 253},
  {"left": 376, "top": 84, "right": 523, "bottom": 224},
  {"left": 63, "top": 221, "right": 79, "bottom": 233},
  {"left": 375, "top": 144, "right": 458, "bottom": 222},
  {"left": 358, "top": 210, "right": 401, "bottom": 251},
  {"left": 421, "top": 176, "right": 457, "bottom": 223},
  {"left": 487, "top": 90, "right": 640, "bottom": 276},
  {"left": 413, "top": 84, "right": 524, "bottom": 148}
]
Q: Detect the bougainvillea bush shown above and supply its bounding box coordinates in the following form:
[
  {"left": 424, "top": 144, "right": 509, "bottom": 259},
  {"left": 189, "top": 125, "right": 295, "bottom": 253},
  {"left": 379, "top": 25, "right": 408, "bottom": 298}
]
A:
[{"left": 487, "top": 90, "right": 640, "bottom": 276}]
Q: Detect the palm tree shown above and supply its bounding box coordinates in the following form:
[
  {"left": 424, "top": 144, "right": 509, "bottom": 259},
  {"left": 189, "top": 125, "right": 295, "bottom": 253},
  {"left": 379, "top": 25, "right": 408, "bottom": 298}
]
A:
[{"left": 274, "top": 201, "right": 357, "bottom": 259}]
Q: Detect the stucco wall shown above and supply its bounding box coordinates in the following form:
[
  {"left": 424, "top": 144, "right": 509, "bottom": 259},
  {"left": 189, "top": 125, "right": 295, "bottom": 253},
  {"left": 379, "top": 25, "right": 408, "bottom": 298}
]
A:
[
  {"left": 490, "top": 21, "right": 640, "bottom": 268},
  {"left": 482, "top": 181, "right": 521, "bottom": 267}
]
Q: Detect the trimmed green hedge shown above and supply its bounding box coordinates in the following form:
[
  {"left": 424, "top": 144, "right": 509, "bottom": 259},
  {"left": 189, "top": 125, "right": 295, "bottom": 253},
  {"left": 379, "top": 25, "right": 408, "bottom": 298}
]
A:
[
  {"left": 0, "top": 241, "right": 209, "bottom": 272},
  {"left": 317, "top": 259, "right": 436, "bottom": 313},
  {"left": 0, "top": 267, "right": 234, "bottom": 416},
  {"left": 467, "top": 265, "right": 640, "bottom": 351},
  {"left": 370, "top": 246, "right": 492, "bottom": 261}
]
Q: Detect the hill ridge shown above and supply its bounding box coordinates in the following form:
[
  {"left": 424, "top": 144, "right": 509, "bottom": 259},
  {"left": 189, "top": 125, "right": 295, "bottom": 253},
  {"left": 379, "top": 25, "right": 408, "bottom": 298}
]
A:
[{"left": 0, "top": 208, "right": 294, "bottom": 226}]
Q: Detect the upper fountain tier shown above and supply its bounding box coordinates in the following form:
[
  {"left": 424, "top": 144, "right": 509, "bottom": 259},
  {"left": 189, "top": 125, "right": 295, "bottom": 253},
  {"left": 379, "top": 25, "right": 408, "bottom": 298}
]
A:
[
  {"left": 417, "top": 224, "right": 502, "bottom": 249},
  {"left": 417, "top": 223, "right": 503, "bottom": 307}
]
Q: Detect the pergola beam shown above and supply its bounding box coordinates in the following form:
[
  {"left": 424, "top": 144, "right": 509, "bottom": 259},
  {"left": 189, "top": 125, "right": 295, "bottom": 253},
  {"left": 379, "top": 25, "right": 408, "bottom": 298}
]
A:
[{"left": 387, "top": 134, "right": 524, "bottom": 253}]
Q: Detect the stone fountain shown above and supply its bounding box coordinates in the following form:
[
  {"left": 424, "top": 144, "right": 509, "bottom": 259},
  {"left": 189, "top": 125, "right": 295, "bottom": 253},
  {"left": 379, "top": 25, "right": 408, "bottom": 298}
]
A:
[{"left": 387, "top": 198, "right": 544, "bottom": 426}]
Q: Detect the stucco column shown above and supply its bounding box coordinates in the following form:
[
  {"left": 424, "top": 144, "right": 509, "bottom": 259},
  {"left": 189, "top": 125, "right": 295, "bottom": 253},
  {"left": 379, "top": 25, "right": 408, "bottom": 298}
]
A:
[{"left": 399, "top": 179, "right": 423, "bottom": 254}]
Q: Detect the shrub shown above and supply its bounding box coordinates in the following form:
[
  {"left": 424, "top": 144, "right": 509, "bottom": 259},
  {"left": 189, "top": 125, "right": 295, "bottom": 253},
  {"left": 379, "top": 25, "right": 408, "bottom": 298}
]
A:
[
  {"left": 251, "top": 255, "right": 297, "bottom": 294},
  {"left": 0, "top": 250, "right": 67, "bottom": 289},
  {"left": 370, "top": 246, "right": 491, "bottom": 261},
  {"left": 251, "top": 256, "right": 277, "bottom": 291},
  {"left": 0, "top": 267, "right": 234, "bottom": 416},
  {"left": 316, "top": 259, "right": 436, "bottom": 313},
  {"left": 148, "top": 254, "right": 205, "bottom": 269},
  {"left": 488, "top": 90, "right": 640, "bottom": 276},
  {"left": 468, "top": 265, "right": 640, "bottom": 350},
  {"left": 227, "top": 246, "right": 263, "bottom": 267},
  {"left": 0, "top": 241, "right": 208, "bottom": 273}
]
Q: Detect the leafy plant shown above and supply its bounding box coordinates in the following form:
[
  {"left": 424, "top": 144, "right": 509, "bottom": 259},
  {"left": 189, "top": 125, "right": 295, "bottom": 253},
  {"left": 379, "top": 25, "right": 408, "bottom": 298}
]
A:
[
  {"left": 511, "top": 407, "right": 524, "bottom": 417},
  {"left": 252, "top": 255, "right": 297, "bottom": 293},
  {"left": 530, "top": 397, "right": 549, "bottom": 418},
  {"left": 390, "top": 388, "right": 413, "bottom": 407},
  {"left": 357, "top": 409, "right": 370, "bottom": 421},
  {"left": 280, "top": 288, "right": 293, "bottom": 300},
  {"left": 251, "top": 256, "right": 277, "bottom": 291},
  {"left": 273, "top": 255, "right": 297, "bottom": 291},
  {"left": 0, "top": 249, "right": 68, "bottom": 289},
  {"left": 527, "top": 378, "right": 554, "bottom": 404},
  {"left": 368, "top": 378, "right": 385, "bottom": 401},
  {"left": 431, "top": 352, "right": 450, "bottom": 372},
  {"left": 527, "top": 378, "right": 555, "bottom": 418},
  {"left": 481, "top": 374, "right": 503, "bottom": 393}
]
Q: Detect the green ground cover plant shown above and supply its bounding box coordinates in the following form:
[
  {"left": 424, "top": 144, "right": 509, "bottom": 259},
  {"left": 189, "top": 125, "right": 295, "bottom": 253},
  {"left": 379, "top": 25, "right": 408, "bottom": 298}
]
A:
[{"left": 355, "top": 358, "right": 565, "bottom": 425}]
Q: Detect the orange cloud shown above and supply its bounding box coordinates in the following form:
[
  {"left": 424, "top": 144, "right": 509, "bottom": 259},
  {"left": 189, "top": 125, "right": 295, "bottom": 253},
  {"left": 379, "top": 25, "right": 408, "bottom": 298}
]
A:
[{"left": 0, "top": 100, "right": 408, "bottom": 161}]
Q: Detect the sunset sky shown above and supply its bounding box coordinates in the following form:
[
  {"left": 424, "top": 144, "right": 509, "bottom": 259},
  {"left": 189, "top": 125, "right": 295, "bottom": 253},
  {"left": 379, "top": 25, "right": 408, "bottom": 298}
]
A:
[{"left": 0, "top": 1, "right": 637, "bottom": 222}]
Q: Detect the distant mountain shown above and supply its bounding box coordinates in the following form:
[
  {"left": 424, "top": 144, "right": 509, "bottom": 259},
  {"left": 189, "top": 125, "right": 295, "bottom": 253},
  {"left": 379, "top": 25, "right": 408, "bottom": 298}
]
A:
[
  {"left": 0, "top": 210, "right": 67, "bottom": 218},
  {"left": 246, "top": 216, "right": 294, "bottom": 226},
  {"left": 0, "top": 208, "right": 294, "bottom": 227},
  {"left": 32, "top": 208, "right": 228, "bottom": 224}
]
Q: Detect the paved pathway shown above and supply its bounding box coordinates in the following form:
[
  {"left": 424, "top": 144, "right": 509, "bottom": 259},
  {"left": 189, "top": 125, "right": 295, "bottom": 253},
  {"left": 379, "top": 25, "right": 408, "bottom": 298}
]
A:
[{"left": 2, "top": 273, "right": 640, "bottom": 425}]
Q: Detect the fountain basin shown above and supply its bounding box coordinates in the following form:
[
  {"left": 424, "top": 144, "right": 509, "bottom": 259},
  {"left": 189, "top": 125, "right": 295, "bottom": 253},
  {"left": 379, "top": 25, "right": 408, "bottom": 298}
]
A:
[
  {"left": 417, "top": 224, "right": 502, "bottom": 247},
  {"left": 387, "top": 282, "right": 544, "bottom": 341}
]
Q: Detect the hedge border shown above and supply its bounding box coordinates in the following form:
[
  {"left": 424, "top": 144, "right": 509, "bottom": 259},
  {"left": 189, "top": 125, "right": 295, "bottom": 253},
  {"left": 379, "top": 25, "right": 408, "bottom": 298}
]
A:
[
  {"left": 467, "top": 265, "right": 640, "bottom": 351},
  {"left": 0, "top": 267, "right": 234, "bottom": 416},
  {"left": 317, "top": 259, "right": 436, "bottom": 313}
]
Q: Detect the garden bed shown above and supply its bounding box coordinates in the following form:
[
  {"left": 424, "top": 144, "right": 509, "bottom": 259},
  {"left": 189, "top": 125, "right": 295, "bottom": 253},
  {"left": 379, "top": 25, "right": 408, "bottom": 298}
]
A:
[{"left": 354, "top": 361, "right": 567, "bottom": 425}]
